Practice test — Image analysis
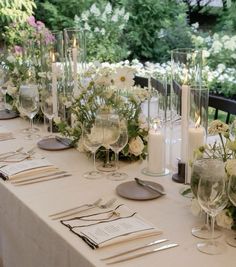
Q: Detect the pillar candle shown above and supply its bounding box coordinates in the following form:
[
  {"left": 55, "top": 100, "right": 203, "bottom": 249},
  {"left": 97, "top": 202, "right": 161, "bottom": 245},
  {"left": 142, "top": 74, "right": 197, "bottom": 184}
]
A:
[
  {"left": 148, "top": 129, "right": 165, "bottom": 174},
  {"left": 186, "top": 125, "right": 205, "bottom": 183}
]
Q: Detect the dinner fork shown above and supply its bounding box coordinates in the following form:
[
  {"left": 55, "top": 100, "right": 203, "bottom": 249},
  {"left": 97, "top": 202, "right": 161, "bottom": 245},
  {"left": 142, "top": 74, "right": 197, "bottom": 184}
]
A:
[
  {"left": 0, "top": 147, "right": 36, "bottom": 163},
  {"left": 50, "top": 198, "right": 117, "bottom": 220},
  {"left": 0, "top": 147, "right": 24, "bottom": 161}
]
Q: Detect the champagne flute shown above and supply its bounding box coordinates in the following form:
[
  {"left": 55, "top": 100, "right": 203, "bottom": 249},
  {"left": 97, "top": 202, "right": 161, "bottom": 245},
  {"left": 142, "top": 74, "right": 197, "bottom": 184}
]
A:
[
  {"left": 19, "top": 84, "right": 39, "bottom": 139},
  {"left": 107, "top": 120, "right": 128, "bottom": 181},
  {"left": 226, "top": 174, "right": 236, "bottom": 247},
  {"left": 191, "top": 159, "right": 222, "bottom": 239},
  {"left": 82, "top": 121, "right": 103, "bottom": 179},
  {"left": 197, "top": 159, "right": 228, "bottom": 255}
]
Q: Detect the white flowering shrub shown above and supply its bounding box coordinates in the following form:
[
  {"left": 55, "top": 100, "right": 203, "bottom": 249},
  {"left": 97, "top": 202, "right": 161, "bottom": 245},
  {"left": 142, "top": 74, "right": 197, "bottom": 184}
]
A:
[
  {"left": 192, "top": 31, "right": 236, "bottom": 98},
  {"left": 74, "top": 2, "right": 129, "bottom": 62}
]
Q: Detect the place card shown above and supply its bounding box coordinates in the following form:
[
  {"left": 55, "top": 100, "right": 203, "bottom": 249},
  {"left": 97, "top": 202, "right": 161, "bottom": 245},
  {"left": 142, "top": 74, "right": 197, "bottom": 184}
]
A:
[
  {"left": 0, "top": 159, "right": 57, "bottom": 180},
  {"left": 61, "top": 205, "right": 162, "bottom": 249}
]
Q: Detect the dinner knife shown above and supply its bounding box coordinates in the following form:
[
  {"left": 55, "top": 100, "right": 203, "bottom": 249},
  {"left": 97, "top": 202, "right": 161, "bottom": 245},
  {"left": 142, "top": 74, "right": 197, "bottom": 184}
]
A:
[
  {"left": 134, "top": 178, "right": 166, "bottom": 195},
  {"left": 11, "top": 171, "right": 67, "bottom": 184},
  {"left": 106, "top": 243, "right": 179, "bottom": 265},
  {"left": 101, "top": 238, "right": 168, "bottom": 260},
  {"left": 14, "top": 173, "right": 71, "bottom": 186}
]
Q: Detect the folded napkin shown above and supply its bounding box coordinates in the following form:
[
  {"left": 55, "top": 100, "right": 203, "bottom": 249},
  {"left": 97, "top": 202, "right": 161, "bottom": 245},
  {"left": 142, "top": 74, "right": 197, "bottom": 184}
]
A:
[
  {"left": 61, "top": 204, "right": 162, "bottom": 249},
  {"left": 0, "top": 159, "right": 57, "bottom": 180},
  {"left": 0, "top": 125, "right": 13, "bottom": 140}
]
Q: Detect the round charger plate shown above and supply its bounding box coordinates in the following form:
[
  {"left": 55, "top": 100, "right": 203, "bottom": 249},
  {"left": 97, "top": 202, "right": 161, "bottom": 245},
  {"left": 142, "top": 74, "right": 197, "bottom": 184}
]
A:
[
  {"left": 116, "top": 180, "right": 164, "bottom": 200},
  {"left": 37, "top": 137, "right": 73, "bottom": 151},
  {"left": 0, "top": 110, "right": 19, "bottom": 120}
]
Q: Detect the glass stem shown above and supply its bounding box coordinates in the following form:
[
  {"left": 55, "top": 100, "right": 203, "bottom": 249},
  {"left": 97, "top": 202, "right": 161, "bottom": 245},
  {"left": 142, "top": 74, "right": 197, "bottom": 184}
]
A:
[
  {"left": 49, "top": 118, "right": 53, "bottom": 135},
  {"left": 105, "top": 149, "right": 110, "bottom": 165},
  {"left": 115, "top": 152, "right": 119, "bottom": 171},
  {"left": 206, "top": 213, "right": 210, "bottom": 230},
  {"left": 30, "top": 118, "right": 33, "bottom": 132},
  {"left": 93, "top": 151, "right": 97, "bottom": 172},
  {"left": 211, "top": 215, "right": 215, "bottom": 245},
  {"left": 4, "top": 92, "right": 7, "bottom": 110}
]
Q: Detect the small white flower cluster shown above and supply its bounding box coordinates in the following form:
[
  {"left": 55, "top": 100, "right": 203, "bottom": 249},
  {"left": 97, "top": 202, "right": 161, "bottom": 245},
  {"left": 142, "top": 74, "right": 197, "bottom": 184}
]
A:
[{"left": 75, "top": 3, "right": 129, "bottom": 37}]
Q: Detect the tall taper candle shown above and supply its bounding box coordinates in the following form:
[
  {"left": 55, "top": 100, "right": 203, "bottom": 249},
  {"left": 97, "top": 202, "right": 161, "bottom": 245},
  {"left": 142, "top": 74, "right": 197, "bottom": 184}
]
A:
[{"left": 51, "top": 53, "right": 58, "bottom": 117}]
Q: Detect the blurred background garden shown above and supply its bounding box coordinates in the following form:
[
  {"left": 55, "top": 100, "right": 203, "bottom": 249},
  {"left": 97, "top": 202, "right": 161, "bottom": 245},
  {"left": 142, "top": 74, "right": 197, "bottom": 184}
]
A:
[{"left": 0, "top": 0, "right": 235, "bottom": 121}]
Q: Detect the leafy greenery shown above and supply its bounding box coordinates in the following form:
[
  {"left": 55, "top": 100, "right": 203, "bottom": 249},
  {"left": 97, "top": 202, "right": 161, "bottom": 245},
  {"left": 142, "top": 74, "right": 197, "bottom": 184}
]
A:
[
  {"left": 120, "top": 0, "right": 192, "bottom": 62},
  {"left": 0, "top": 0, "right": 36, "bottom": 43},
  {"left": 74, "top": 2, "right": 129, "bottom": 62}
]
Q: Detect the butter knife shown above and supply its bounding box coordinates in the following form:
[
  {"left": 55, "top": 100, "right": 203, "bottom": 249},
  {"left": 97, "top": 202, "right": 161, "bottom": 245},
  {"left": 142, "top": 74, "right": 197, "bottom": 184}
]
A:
[
  {"left": 101, "top": 238, "right": 168, "bottom": 260},
  {"left": 106, "top": 243, "right": 179, "bottom": 265},
  {"left": 134, "top": 178, "right": 166, "bottom": 195}
]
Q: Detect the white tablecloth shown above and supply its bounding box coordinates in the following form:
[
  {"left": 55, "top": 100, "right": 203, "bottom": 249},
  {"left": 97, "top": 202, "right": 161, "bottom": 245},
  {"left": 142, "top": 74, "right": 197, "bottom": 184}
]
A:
[{"left": 0, "top": 118, "right": 235, "bottom": 267}]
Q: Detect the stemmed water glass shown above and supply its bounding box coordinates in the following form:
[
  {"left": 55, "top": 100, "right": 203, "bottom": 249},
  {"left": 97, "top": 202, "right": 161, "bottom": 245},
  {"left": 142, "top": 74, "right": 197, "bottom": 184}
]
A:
[
  {"left": 107, "top": 120, "right": 128, "bottom": 181},
  {"left": 227, "top": 174, "right": 236, "bottom": 247},
  {"left": 191, "top": 159, "right": 222, "bottom": 239},
  {"left": 82, "top": 121, "right": 103, "bottom": 179},
  {"left": 19, "top": 84, "right": 39, "bottom": 139},
  {"left": 196, "top": 159, "right": 228, "bottom": 255},
  {"left": 41, "top": 85, "right": 57, "bottom": 138},
  {"left": 96, "top": 110, "right": 120, "bottom": 172}
]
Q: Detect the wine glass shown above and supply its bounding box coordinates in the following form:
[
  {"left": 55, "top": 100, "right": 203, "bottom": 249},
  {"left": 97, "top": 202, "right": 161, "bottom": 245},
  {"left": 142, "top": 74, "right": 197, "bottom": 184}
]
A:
[
  {"left": 196, "top": 159, "right": 228, "bottom": 255},
  {"left": 191, "top": 159, "right": 222, "bottom": 239},
  {"left": 19, "top": 84, "right": 39, "bottom": 139},
  {"left": 226, "top": 174, "right": 236, "bottom": 247},
  {"left": 82, "top": 121, "right": 103, "bottom": 179},
  {"left": 96, "top": 110, "right": 120, "bottom": 172},
  {"left": 107, "top": 120, "right": 128, "bottom": 181},
  {"left": 41, "top": 85, "right": 57, "bottom": 138}
]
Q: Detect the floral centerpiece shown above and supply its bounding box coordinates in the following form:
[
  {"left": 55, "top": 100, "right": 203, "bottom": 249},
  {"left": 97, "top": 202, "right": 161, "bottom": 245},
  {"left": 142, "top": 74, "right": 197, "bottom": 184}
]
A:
[
  {"left": 191, "top": 119, "right": 236, "bottom": 230},
  {"left": 0, "top": 16, "right": 53, "bottom": 110},
  {"left": 56, "top": 64, "right": 150, "bottom": 161}
]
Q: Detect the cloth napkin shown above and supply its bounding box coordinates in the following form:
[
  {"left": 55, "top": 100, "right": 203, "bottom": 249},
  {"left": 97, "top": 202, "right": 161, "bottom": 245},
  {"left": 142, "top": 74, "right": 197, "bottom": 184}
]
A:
[
  {"left": 0, "top": 125, "right": 14, "bottom": 140},
  {"left": 61, "top": 204, "right": 162, "bottom": 249},
  {"left": 0, "top": 159, "right": 57, "bottom": 180}
]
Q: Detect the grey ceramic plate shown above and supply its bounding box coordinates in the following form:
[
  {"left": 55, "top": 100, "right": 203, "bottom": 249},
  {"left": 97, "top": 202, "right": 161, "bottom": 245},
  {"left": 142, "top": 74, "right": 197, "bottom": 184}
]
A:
[{"left": 116, "top": 180, "right": 164, "bottom": 200}]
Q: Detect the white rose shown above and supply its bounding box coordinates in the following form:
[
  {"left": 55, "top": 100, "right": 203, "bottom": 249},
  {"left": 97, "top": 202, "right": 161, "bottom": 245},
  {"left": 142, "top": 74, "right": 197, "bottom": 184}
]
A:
[
  {"left": 216, "top": 210, "right": 233, "bottom": 230},
  {"left": 6, "top": 55, "right": 16, "bottom": 63},
  {"left": 53, "top": 116, "right": 61, "bottom": 124},
  {"left": 128, "top": 136, "right": 144, "bottom": 156},
  {"left": 190, "top": 198, "right": 201, "bottom": 216}
]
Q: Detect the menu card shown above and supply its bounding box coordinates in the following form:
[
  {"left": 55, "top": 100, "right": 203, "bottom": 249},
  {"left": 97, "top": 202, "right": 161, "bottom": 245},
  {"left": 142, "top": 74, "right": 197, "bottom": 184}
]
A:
[
  {"left": 61, "top": 205, "right": 162, "bottom": 249},
  {"left": 0, "top": 159, "right": 57, "bottom": 180}
]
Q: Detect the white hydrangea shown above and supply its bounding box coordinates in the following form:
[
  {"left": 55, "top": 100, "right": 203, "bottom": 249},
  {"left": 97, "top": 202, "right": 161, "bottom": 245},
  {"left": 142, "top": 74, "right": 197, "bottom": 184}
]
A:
[
  {"left": 216, "top": 210, "right": 233, "bottom": 230},
  {"left": 90, "top": 4, "right": 101, "bottom": 17},
  {"left": 211, "top": 40, "right": 223, "bottom": 53},
  {"left": 104, "top": 2, "right": 112, "bottom": 14},
  {"left": 111, "top": 14, "right": 118, "bottom": 22}
]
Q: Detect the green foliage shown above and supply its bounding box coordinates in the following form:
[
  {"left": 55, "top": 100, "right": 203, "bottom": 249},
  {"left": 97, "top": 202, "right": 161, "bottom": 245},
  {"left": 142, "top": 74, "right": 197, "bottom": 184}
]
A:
[
  {"left": 0, "top": 0, "right": 35, "bottom": 38},
  {"left": 74, "top": 2, "right": 129, "bottom": 62},
  {"left": 215, "top": 2, "right": 236, "bottom": 33},
  {"left": 120, "top": 0, "right": 192, "bottom": 62},
  {"left": 34, "top": 0, "right": 103, "bottom": 30}
]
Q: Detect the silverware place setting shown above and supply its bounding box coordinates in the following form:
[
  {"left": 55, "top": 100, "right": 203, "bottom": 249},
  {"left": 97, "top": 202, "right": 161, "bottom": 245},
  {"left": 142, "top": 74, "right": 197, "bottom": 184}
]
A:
[{"left": 49, "top": 197, "right": 117, "bottom": 220}]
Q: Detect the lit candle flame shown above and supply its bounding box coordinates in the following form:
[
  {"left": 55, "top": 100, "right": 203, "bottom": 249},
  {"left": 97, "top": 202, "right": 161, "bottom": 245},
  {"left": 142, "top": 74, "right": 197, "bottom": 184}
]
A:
[
  {"left": 51, "top": 52, "right": 55, "bottom": 63},
  {"left": 195, "top": 116, "right": 201, "bottom": 128}
]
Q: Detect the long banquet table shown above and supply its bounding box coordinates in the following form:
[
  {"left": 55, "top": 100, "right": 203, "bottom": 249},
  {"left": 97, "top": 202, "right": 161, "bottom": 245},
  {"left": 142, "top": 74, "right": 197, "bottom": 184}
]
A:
[{"left": 0, "top": 118, "right": 235, "bottom": 267}]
